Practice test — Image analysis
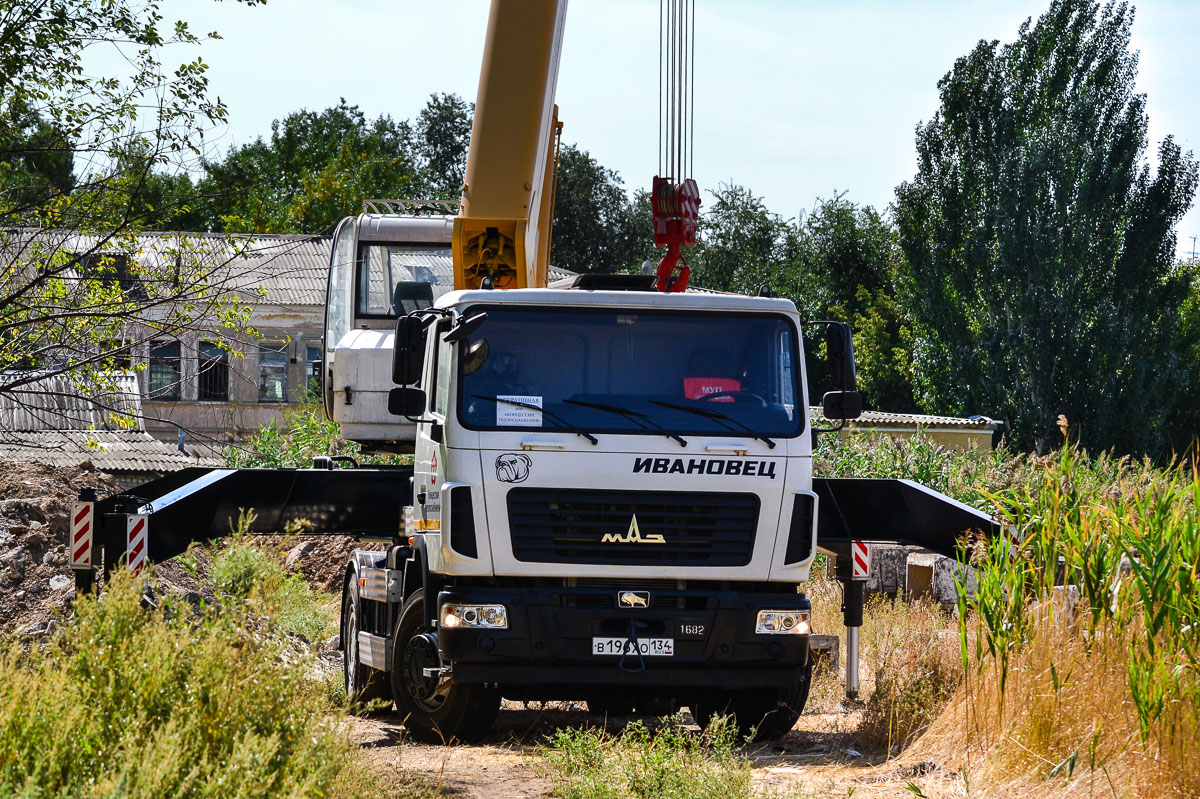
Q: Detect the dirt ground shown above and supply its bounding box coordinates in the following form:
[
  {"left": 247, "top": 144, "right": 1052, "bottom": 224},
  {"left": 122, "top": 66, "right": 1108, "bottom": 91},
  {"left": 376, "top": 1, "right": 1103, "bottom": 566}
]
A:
[
  {"left": 0, "top": 461, "right": 120, "bottom": 635},
  {"left": 345, "top": 700, "right": 966, "bottom": 799}
]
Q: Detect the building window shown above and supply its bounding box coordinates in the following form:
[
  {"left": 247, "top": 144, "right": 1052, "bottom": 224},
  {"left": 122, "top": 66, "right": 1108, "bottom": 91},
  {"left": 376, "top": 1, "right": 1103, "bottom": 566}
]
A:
[
  {"left": 149, "top": 340, "right": 181, "bottom": 400},
  {"left": 198, "top": 342, "right": 229, "bottom": 401},
  {"left": 306, "top": 345, "right": 322, "bottom": 400},
  {"left": 258, "top": 342, "right": 288, "bottom": 402}
]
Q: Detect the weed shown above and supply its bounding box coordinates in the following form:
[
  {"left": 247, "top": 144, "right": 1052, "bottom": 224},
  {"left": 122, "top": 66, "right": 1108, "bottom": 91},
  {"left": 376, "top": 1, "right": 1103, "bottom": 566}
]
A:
[
  {"left": 212, "top": 530, "right": 334, "bottom": 642},
  {"left": 0, "top": 568, "right": 378, "bottom": 798},
  {"left": 227, "top": 403, "right": 408, "bottom": 468},
  {"left": 538, "top": 715, "right": 805, "bottom": 799}
]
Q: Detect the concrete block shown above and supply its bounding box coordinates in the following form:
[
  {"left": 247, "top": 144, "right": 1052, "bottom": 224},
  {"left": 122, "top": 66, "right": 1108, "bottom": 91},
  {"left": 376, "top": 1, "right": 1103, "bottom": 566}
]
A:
[
  {"left": 809, "top": 633, "right": 839, "bottom": 675},
  {"left": 906, "top": 552, "right": 977, "bottom": 606}
]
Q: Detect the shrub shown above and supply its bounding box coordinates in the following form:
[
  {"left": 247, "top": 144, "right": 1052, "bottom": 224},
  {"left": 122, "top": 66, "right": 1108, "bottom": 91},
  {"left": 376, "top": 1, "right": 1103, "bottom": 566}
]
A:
[
  {"left": 212, "top": 537, "right": 335, "bottom": 643},
  {"left": 0, "top": 569, "right": 376, "bottom": 798},
  {"left": 539, "top": 715, "right": 785, "bottom": 799}
]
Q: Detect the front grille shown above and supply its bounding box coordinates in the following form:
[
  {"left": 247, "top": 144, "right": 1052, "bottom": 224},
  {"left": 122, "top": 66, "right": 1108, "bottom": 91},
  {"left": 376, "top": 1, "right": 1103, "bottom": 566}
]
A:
[
  {"left": 565, "top": 578, "right": 684, "bottom": 608},
  {"left": 507, "top": 488, "right": 759, "bottom": 566}
]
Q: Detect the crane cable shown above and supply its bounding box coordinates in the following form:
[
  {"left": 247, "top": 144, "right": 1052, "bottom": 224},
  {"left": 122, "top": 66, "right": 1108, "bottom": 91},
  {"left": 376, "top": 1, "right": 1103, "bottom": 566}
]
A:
[
  {"left": 651, "top": 0, "right": 699, "bottom": 292},
  {"left": 658, "top": 0, "right": 695, "bottom": 184}
]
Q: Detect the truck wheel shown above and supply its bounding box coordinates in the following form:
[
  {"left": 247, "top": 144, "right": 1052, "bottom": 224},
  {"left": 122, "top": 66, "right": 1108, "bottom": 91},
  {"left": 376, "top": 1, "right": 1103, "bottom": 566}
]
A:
[
  {"left": 342, "top": 577, "right": 391, "bottom": 711},
  {"left": 390, "top": 589, "right": 500, "bottom": 744},
  {"left": 690, "top": 666, "right": 811, "bottom": 742}
]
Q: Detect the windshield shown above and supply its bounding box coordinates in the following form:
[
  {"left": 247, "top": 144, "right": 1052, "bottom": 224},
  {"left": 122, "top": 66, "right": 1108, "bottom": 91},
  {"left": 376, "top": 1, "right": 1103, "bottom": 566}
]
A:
[
  {"left": 457, "top": 306, "right": 803, "bottom": 439},
  {"left": 356, "top": 244, "right": 455, "bottom": 317}
]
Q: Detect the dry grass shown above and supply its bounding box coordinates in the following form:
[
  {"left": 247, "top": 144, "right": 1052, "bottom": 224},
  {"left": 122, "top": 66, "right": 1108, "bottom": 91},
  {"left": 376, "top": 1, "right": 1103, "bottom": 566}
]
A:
[
  {"left": 809, "top": 434, "right": 1200, "bottom": 798},
  {"left": 912, "top": 615, "right": 1200, "bottom": 798}
]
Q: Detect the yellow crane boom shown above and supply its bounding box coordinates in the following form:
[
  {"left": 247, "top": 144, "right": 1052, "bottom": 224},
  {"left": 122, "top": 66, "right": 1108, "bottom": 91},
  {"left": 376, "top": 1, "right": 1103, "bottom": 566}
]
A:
[{"left": 452, "top": 0, "right": 568, "bottom": 291}]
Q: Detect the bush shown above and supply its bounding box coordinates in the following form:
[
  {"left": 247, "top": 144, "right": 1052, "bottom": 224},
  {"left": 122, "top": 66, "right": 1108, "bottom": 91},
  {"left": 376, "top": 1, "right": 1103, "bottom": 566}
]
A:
[
  {"left": 0, "top": 569, "right": 376, "bottom": 798},
  {"left": 539, "top": 716, "right": 777, "bottom": 799},
  {"left": 212, "top": 537, "right": 335, "bottom": 643}
]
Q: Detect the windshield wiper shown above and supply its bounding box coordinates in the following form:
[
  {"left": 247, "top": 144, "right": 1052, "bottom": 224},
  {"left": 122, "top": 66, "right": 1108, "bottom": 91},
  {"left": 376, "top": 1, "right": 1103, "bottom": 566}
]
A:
[
  {"left": 648, "top": 399, "right": 776, "bottom": 449},
  {"left": 470, "top": 395, "right": 599, "bottom": 445},
  {"left": 563, "top": 398, "right": 687, "bottom": 447}
]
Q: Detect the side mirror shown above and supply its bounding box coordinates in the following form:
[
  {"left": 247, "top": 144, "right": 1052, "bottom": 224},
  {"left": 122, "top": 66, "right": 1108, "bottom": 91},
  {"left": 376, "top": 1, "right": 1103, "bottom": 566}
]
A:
[
  {"left": 388, "top": 387, "right": 427, "bottom": 417},
  {"left": 822, "top": 390, "right": 863, "bottom": 420},
  {"left": 393, "top": 315, "right": 431, "bottom": 385},
  {"left": 825, "top": 322, "right": 858, "bottom": 392},
  {"left": 444, "top": 311, "right": 487, "bottom": 344}
]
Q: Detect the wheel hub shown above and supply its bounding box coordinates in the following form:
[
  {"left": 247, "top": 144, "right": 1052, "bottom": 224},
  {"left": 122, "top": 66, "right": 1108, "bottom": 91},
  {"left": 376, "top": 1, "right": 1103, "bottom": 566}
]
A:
[{"left": 403, "top": 632, "right": 448, "bottom": 710}]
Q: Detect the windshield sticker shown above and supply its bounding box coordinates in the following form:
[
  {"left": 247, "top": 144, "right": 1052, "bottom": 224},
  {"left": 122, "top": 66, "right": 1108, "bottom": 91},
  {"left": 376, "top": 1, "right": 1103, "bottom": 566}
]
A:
[
  {"left": 633, "top": 457, "right": 778, "bottom": 479},
  {"left": 496, "top": 395, "right": 543, "bottom": 426}
]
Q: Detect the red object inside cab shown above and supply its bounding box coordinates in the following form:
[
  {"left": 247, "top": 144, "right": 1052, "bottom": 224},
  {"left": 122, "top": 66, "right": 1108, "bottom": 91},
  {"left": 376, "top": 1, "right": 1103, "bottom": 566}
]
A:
[{"left": 683, "top": 377, "right": 741, "bottom": 402}]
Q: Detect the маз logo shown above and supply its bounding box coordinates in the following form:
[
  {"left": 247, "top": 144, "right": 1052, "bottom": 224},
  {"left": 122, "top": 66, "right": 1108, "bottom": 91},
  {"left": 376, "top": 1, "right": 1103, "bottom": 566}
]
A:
[{"left": 601, "top": 515, "right": 665, "bottom": 544}]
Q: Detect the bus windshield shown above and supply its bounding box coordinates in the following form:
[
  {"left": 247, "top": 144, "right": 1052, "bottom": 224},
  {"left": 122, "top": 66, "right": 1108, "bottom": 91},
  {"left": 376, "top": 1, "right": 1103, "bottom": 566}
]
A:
[{"left": 356, "top": 244, "right": 455, "bottom": 317}]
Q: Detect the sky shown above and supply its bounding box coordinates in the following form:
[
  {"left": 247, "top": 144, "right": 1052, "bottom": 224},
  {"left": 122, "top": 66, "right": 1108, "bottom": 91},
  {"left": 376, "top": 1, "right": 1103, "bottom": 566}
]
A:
[{"left": 168, "top": 0, "right": 1200, "bottom": 257}]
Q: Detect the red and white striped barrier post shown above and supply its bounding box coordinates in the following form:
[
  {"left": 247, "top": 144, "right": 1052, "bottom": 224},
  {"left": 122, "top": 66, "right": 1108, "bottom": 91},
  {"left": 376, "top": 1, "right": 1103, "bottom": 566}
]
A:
[
  {"left": 845, "top": 540, "right": 870, "bottom": 699},
  {"left": 70, "top": 487, "right": 97, "bottom": 593},
  {"left": 126, "top": 514, "right": 148, "bottom": 577}
]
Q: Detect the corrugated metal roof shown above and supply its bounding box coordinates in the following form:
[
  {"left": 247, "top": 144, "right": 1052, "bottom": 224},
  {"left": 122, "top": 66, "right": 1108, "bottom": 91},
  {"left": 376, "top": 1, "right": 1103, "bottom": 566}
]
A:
[
  {"left": 2, "top": 228, "right": 584, "bottom": 310},
  {"left": 0, "top": 430, "right": 219, "bottom": 473},
  {"left": 0, "top": 371, "right": 143, "bottom": 432},
  {"left": 808, "top": 407, "right": 996, "bottom": 429}
]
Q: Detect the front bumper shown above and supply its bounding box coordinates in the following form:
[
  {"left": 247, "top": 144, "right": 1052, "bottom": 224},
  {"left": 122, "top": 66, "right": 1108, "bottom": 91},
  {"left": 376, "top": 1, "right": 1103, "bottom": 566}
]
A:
[{"left": 437, "top": 584, "right": 811, "bottom": 689}]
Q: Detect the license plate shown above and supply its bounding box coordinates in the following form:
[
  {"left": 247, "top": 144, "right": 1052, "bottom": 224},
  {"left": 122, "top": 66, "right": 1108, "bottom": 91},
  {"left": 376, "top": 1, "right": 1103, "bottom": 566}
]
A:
[{"left": 592, "top": 637, "right": 674, "bottom": 657}]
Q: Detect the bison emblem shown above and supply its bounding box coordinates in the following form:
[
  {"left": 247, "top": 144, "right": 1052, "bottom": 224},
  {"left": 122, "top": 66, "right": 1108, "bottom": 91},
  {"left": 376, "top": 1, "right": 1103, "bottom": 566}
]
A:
[
  {"left": 495, "top": 453, "right": 532, "bottom": 483},
  {"left": 618, "top": 591, "right": 650, "bottom": 609}
]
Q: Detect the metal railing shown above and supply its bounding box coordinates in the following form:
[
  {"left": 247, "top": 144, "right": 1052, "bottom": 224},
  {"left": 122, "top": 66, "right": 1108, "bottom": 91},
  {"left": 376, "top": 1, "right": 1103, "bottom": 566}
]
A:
[{"left": 361, "top": 199, "right": 461, "bottom": 216}]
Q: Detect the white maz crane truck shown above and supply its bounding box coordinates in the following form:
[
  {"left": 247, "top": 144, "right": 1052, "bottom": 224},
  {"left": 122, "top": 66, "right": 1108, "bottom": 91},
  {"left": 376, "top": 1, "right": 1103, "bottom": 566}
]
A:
[{"left": 70, "top": 0, "right": 997, "bottom": 744}]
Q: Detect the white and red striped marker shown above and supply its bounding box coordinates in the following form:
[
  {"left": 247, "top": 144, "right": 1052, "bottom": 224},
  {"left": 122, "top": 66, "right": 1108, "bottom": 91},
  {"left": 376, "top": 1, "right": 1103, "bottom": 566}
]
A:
[
  {"left": 126, "top": 514, "right": 148, "bottom": 576},
  {"left": 851, "top": 540, "right": 871, "bottom": 579},
  {"left": 70, "top": 501, "right": 94, "bottom": 569}
]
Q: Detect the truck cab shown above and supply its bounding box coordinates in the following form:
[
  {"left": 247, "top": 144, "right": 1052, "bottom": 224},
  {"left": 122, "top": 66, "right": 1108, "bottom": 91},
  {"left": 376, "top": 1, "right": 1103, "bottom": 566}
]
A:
[{"left": 347, "top": 280, "right": 834, "bottom": 743}]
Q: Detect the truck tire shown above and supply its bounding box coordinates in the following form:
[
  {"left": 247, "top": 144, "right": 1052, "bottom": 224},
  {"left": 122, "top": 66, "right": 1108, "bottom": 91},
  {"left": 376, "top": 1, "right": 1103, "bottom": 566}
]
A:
[
  {"left": 390, "top": 589, "right": 500, "bottom": 744},
  {"left": 690, "top": 665, "right": 811, "bottom": 742},
  {"left": 342, "top": 577, "right": 391, "bottom": 711}
]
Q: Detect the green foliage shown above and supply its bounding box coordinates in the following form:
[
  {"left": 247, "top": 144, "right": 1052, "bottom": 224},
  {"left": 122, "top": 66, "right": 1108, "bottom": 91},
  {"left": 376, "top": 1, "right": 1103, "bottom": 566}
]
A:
[
  {"left": 894, "top": 0, "right": 1199, "bottom": 454},
  {"left": 690, "top": 183, "right": 791, "bottom": 296},
  {"left": 199, "top": 100, "right": 417, "bottom": 234},
  {"left": 411, "top": 92, "right": 474, "bottom": 200},
  {"left": 226, "top": 404, "right": 363, "bottom": 468},
  {"left": 226, "top": 404, "right": 403, "bottom": 469},
  {"left": 539, "top": 716, "right": 779, "bottom": 799},
  {"left": 0, "top": 569, "right": 375, "bottom": 798},
  {"left": 790, "top": 194, "right": 916, "bottom": 412},
  {"left": 211, "top": 537, "right": 334, "bottom": 642},
  {"left": 550, "top": 144, "right": 654, "bottom": 274}
]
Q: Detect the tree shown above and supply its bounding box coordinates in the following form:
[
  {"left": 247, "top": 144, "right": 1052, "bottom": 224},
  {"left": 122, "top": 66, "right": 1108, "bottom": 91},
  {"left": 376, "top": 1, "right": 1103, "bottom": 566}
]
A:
[
  {"left": 412, "top": 93, "right": 473, "bottom": 200},
  {"left": 0, "top": 0, "right": 261, "bottom": 432},
  {"left": 549, "top": 144, "right": 653, "bottom": 274},
  {"left": 894, "top": 0, "right": 1198, "bottom": 454},
  {"left": 788, "top": 195, "right": 916, "bottom": 412},
  {"left": 689, "top": 183, "right": 789, "bottom": 295},
  {"left": 198, "top": 100, "right": 416, "bottom": 234}
]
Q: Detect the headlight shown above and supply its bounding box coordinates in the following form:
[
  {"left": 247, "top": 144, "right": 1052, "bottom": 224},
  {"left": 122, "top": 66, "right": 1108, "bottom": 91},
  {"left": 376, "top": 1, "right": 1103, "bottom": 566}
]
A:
[
  {"left": 756, "top": 610, "right": 811, "bottom": 635},
  {"left": 441, "top": 603, "right": 508, "bottom": 629}
]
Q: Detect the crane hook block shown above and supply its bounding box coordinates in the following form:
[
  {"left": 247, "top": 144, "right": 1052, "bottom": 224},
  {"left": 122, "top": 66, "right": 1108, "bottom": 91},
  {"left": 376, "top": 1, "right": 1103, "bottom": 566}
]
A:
[{"left": 651, "top": 176, "right": 700, "bottom": 292}]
